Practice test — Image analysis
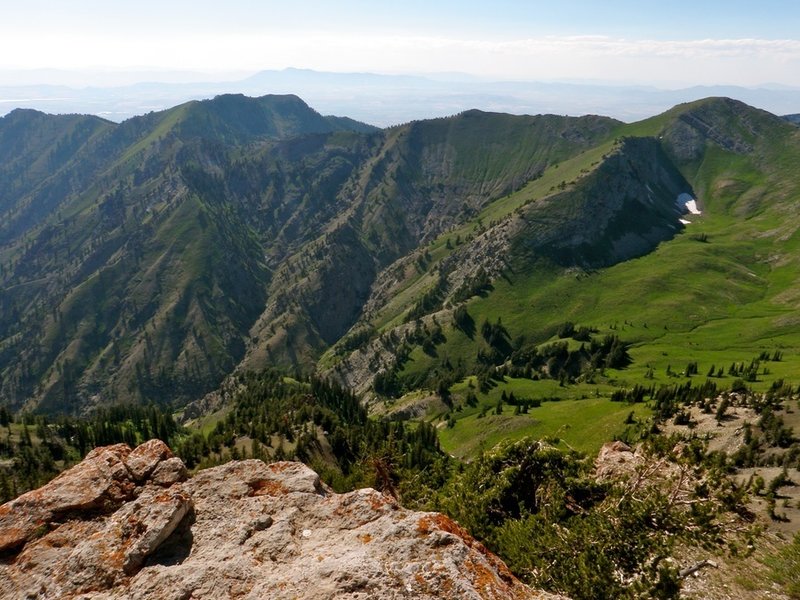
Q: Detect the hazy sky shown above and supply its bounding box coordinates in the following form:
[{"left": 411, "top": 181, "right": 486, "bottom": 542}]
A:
[{"left": 3, "top": 0, "right": 800, "bottom": 86}]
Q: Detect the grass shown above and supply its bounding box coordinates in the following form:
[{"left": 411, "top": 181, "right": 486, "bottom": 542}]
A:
[
  {"left": 413, "top": 230, "right": 799, "bottom": 456},
  {"left": 438, "top": 376, "right": 650, "bottom": 458},
  {"left": 763, "top": 533, "right": 800, "bottom": 598},
  {"left": 396, "top": 197, "right": 800, "bottom": 396},
  {"left": 190, "top": 406, "right": 232, "bottom": 436},
  {"left": 358, "top": 136, "right": 618, "bottom": 334},
  {"left": 117, "top": 103, "right": 191, "bottom": 165},
  {"left": 374, "top": 104, "right": 800, "bottom": 459}
]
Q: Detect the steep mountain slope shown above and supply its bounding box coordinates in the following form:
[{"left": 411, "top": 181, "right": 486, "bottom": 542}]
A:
[
  {"left": 0, "top": 95, "right": 364, "bottom": 245},
  {"left": 329, "top": 97, "right": 800, "bottom": 408},
  {"left": 0, "top": 95, "right": 373, "bottom": 412},
  {"left": 2, "top": 94, "right": 798, "bottom": 417},
  {"left": 325, "top": 133, "right": 694, "bottom": 394},
  {"left": 237, "top": 111, "right": 621, "bottom": 369},
  {"left": 0, "top": 109, "right": 114, "bottom": 244}
]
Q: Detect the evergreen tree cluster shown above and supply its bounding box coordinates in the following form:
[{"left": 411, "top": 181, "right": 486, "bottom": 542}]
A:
[
  {"left": 175, "top": 371, "right": 444, "bottom": 493},
  {"left": 506, "top": 332, "right": 631, "bottom": 385},
  {"left": 432, "top": 436, "right": 751, "bottom": 600}
]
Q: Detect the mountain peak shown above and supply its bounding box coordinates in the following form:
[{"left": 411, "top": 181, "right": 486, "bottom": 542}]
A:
[
  {"left": 0, "top": 106, "right": 111, "bottom": 126},
  {"left": 170, "top": 92, "right": 373, "bottom": 142},
  {"left": 641, "top": 95, "right": 794, "bottom": 165},
  {"left": 207, "top": 92, "right": 309, "bottom": 108},
  {"left": 3, "top": 106, "right": 47, "bottom": 119},
  {"left": 782, "top": 113, "right": 800, "bottom": 125}
]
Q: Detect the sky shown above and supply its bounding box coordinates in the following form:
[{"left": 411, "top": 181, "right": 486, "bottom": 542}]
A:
[{"left": 2, "top": 0, "right": 800, "bottom": 87}]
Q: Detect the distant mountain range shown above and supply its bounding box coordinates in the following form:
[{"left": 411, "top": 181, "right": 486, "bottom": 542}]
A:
[
  {"left": 1, "top": 92, "right": 800, "bottom": 415},
  {"left": 2, "top": 68, "right": 800, "bottom": 126}
]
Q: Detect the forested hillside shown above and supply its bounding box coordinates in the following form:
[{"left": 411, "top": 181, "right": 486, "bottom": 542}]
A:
[
  {"left": 1, "top": 95, "right": 799, "bottom": 446},
  {"left": 0, "top": 96, "right": 624, "bottom": 412}
]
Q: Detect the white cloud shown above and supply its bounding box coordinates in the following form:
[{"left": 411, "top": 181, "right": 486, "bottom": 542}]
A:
[
  {"left": 2, "top": 32, "right": 799, "bottom": 87},
  {"left": 492, "top": 36, "right": 800, "bottom": 57}
]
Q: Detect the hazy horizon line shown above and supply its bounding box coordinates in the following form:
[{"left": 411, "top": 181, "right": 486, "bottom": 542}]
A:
[{"left": 1, "top": 66, "right": 799, "bottom": 92}]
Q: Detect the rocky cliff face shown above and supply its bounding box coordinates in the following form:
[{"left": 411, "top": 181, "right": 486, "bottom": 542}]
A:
[{"left": 0, "top": 441, "right": 561, "bottom": 599}]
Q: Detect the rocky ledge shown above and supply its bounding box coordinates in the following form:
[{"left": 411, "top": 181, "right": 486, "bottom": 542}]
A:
[{"left": 0, "top": 440, "right": 560, "bottom": 599}]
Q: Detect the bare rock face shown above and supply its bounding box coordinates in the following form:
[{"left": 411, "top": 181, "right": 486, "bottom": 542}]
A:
[
  {"left": 594, "top": 440, "right": 643, "bottom": 481},
  {"left": 125, "top": 439, "right": 174, "bottom": 481},
  {"left": 0, "top": 443, "right": 140, "bottom": 553},
  {"left": 0, "top": 442, "right": 563, "bottom": 600}
]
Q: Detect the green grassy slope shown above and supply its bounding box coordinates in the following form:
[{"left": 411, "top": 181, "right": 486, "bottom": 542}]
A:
[
  {"left": 438, "top": 385, "right": 651, "bottom": 457},
  {"left": 243, "top": 110, "right": 621, "bottom": 370},
  {"left": 2, "top": 95, "right": 798, "bottom": 431},
  {"left": 333, "top": 98, "right": 800, "bottom": 457}
]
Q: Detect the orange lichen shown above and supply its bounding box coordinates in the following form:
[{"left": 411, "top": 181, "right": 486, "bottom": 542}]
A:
[
  {"left": 357, "top": 533, "right": 372, "bottom": 544},
  {"left": 463, "top": 555, "right": 504, "bottom": 595},
  {"left": 249, "top": 479, "right": 288, "bottom": 496},
  {"left": 267, "top": 462, "right": 296, "bottom": 473},
  {"left": 368, "top": 493, "right": 389, "bottom": 511},
  {"left": 439, "top": 575, "right": 455, "bottom": 596},
  {"left": 416, "top": 514, "right": 519, "bottom": 585},
  {"left": 416, "top": 513, "right": 472, "bottom": 542}
]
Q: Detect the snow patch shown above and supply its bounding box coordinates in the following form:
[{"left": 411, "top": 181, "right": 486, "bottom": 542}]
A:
[
  {"left": 685, "top": 199, "right": 701, "bottom": 215},
  {"left": 677, "top": 193, "right": 702, "bottom": 215},
  {"left": 679, "top": 219, "right": 692, "bottom": 225}
]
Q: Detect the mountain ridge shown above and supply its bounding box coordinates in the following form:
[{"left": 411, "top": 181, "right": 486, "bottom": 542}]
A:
[
  {"left": 3, "top": 67, "right": 800, "bottom": 126},
  {"left": 1, "top": 94, "right": 799, "bottom": 414}
]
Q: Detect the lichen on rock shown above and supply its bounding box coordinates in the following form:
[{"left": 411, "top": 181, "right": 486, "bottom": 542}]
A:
[{"left": 0, "top": 441, "right": 563, "bottom": 599}]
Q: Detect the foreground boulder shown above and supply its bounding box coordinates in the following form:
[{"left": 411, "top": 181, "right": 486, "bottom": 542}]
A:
[{"left": 0, "top": 441, "right": 561, "bottom": 599}]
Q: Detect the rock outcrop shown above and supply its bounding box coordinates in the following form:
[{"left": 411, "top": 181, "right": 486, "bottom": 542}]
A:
[{"left": 0, "top": 441, "right": 561, "bottom": 599}]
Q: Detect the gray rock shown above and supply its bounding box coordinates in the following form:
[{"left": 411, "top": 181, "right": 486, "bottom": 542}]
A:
[
  {"left": 0, "top": 446, "right": 566, "bottom": 600},
  {"left": 150, "top": 457, "right": 188, "bottom": 487},
  {"left": 126, "top": 439, "right": 174, "bottom": 482},
  {"left": 0, "top": 443, "right": 134, "bottom": 553}
]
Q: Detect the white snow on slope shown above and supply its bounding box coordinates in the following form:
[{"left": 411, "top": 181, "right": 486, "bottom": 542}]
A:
[
  {"left": 677, "top": 192, "right": 702, "bottom": 215},
  {"left": 677, "top": 193, "right": 701, "bottom": 225}
]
